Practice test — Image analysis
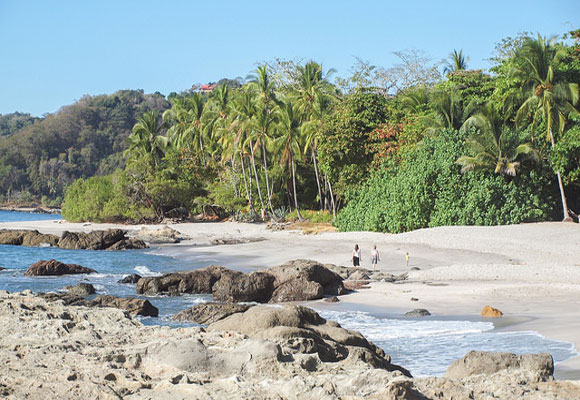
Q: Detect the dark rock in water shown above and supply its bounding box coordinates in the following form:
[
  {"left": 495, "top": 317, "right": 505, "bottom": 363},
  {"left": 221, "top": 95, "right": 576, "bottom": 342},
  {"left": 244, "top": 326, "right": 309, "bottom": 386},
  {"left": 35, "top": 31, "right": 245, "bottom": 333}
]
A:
[
  {"left": 0, "top": 267, "right": 4, "bottom": 271},
  {"left": 0, "top": 229, "right": 59, "bottom": 247},
  {"left": 137, "top": 260, "right": 346, "bottom": 304},
  {"left": 404, "top": 308, "right": 431, "bottom": 317},
  {"left": 65, "top": 283, "right": 96, "bottom": 296},
  {"left": 208, "top": 305, "right": 412, "bottom": 377},
  {"left": 58, "top": 229, "right": 147, "bottom": 250},
  {"left": 118, "top": 274, "right": 142, "bottom": 284},
  {"left": 24, "top": 259, "right": 96, "bottom": 276},
  {"left": 173, "top": 302, "right": 253, "bottom": 324},
  {"left": 266, "top": 259, "right": 346, "bottom": 297},
  {"left": 324, "top": 296, "right": 339, "bottom": 303},
  {"left": 40, "top": 292, "right": 158, "bottom": 317},
  {"left": 212, "top": 271, "right": 275, "bottom": 302},
  {"left": 136, "top": 265, "right": 228, "bottom": 296},
  {"left": 90, "top": 295, "right": 158, "bottom": 317},
  {"left": 445, "top": 350, "right": 554, "bottom": 382},
  {"left": 269, "top": 276, "right": 323, "bottom": 302}
]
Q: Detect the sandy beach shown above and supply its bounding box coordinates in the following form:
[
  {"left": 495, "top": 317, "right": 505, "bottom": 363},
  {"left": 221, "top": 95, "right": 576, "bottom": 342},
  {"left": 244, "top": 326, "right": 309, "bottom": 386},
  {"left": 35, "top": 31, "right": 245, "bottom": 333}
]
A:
[{"left": 2, "top": 218, "right": 580, "bottom": 379}]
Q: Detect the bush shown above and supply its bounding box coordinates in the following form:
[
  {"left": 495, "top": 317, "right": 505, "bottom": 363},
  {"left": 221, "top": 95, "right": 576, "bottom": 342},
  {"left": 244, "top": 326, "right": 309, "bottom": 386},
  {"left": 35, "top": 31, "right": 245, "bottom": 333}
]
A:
[{"left": 335, "top": 129, "right": 558, "bottom": 232}]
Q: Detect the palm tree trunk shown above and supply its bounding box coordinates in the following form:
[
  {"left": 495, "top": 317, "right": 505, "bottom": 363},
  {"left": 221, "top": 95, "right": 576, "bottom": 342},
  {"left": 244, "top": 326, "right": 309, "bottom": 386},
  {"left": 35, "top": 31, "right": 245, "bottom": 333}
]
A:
[
  {"left": 311, "top": 147, "right": 323, "bottom": 210},
  {"left": 245, "top": 155, "right": 256, "bottom": 213},
  {"left": 549, "top": 128, "right": 572, "bottom": 221},
  {"left": 249, "top": 140, "right": 265, "bottom": 214},
  {"left": 240, "top": 153, "right": 253, "bottom": 211},
  {"left": 262, "top": 143, "right": 275, "bottom": 214},
  {"left": 291, "top": 155, "right": 303, "bottom": 221},
  {"left": 326, "top": 175, "right": 336, "bottom": 218},
  {"left": 198, "top": 129, "right": 206, "bottom": 165}
]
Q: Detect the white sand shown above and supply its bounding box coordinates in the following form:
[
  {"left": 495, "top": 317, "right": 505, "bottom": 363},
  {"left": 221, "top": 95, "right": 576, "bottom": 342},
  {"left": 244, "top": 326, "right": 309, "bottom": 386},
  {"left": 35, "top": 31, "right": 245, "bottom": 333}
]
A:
[{"left": 2, "top": 219, "right": 580, "bottom": 378}]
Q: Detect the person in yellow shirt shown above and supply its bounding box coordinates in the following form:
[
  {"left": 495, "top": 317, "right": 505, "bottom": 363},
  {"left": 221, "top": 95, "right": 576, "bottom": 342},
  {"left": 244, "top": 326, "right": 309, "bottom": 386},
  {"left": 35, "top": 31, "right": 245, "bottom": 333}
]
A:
[{"left": 405, "top": 252, "right": 409, "bottom": 268}]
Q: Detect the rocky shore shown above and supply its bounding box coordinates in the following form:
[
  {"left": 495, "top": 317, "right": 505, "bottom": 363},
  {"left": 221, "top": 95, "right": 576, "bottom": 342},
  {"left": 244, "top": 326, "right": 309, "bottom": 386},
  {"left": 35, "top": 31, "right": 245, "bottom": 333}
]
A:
[{"left": 1, "top": 291, "right": 579, "bottom": 399}]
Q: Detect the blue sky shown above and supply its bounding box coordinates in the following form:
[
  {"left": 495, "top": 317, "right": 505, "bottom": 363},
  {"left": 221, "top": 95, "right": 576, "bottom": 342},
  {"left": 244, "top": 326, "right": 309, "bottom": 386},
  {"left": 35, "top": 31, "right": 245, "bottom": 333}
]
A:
[{"left": 1, "top": 0, "right": 578, "bottom": 116}]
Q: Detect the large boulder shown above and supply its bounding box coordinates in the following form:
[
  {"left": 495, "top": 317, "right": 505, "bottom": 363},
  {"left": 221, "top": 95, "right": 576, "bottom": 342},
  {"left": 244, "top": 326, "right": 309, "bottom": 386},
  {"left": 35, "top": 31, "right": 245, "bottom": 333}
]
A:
[
  {"left": 445, "top": 350, "right": 554, "bottom": 382},
  {"left": 269, "top": 276, "right": 324, "bottom": 302},
  {"left": 173, "top": 302, "right": 253, "bottom": 324},
  {"left": 58, "top": 229, "right": 146, "bottom": 250},
  {"left": 24, "top": 259, "right": 96, "bottom": 276},
  {"left": 118, "top": 274, "right": 142, "bottom": 284},
  {"left": 132, "top": 226, "right": 184, "bottom": 244},
  {"left": 136, "top": 265, "right": 229, "bottom": 296},
  {"left": 90, "top": 295, "right": 158, "bottom": 317},
  {"left": 265, "top": 259, "right": 346, "bottom": 297},
  {"left": 65, "top": 283, "right": 96, "bottom": 296},
  {"left": 208, "top": 305, "right": 411, "bottom": 376},
  {"left": 212, "top": 270, "right": 275, "bottom": 302},
  {"left": 0, "top": 229, "right": 59, "bottom": 247}
]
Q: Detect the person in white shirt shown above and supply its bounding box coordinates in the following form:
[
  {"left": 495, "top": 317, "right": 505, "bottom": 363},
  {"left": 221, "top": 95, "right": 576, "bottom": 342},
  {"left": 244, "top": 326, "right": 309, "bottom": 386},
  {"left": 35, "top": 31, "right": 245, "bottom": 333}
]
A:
[
  {"left": 352, "top": 244, "right": 361, "bottom": 267},
  {"left": 370, "top": 245, "right": 380, "bottom": 271}
]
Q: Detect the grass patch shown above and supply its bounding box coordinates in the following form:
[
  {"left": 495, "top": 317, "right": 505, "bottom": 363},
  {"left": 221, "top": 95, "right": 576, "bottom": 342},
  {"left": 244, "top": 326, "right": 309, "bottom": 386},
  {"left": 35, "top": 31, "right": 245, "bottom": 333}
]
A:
[{"left": 285, "top": 209, "right": 333, "bottom": 223}]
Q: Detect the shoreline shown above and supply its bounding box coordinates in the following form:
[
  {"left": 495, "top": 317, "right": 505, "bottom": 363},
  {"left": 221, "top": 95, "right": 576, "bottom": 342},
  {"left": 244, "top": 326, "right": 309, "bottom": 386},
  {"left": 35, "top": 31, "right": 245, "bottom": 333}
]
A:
[{"left": 1, "top": 218, "right": 579, "bottom": 379}]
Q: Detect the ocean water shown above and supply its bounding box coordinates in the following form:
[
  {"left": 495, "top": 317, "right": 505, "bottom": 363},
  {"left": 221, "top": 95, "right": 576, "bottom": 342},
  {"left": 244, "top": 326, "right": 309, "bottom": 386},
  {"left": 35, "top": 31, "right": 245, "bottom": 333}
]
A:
[
  {"left": 0, "top": 209, "right": 62, "bottom": 222},
  {"left": 0, "top": 211, "right": 577, "bottom": 376}
]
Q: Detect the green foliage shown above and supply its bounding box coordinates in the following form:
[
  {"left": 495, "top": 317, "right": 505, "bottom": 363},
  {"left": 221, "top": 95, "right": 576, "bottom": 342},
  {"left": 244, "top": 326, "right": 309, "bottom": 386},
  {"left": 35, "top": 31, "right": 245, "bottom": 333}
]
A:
[
  {"left": 285, "top": 209, "right": 333, "bottom": 223},
  {"left": 336, "top": 129, "right": 557, "bottom": 233},
  {"left": 551, "top": 125, "right": 580, "bottom": 185},
  {"left": 0, "top": 112, "right": 41, "bottom": 136},
  {"left": 206, "top": 182, "right": 247, "bottom": 213}
]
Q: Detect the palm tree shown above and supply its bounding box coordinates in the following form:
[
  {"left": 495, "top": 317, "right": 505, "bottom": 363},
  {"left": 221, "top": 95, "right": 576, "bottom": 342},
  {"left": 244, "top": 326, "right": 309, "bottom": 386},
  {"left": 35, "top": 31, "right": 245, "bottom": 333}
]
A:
[
  {"left": 274, "top": 100, "right": 305, "bottom": 221},
  {"left": 124, "top": 111, "right": 168, "bottom": 169},
  {"left": 514, "top": 34, "right": 580, "bottom": 220},
  {"left": 457, "top": 104, "right": 537, "bottom": 176},
  {"left": 443, "top": 49, "right": 469, "bottom": 74}
]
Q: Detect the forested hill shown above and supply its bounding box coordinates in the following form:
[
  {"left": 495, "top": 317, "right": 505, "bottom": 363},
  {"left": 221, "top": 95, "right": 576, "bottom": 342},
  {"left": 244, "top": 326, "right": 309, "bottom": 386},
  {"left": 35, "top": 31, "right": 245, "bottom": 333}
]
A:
[{"left": 0, "top": 90, "right": 169, "bottom": 205}]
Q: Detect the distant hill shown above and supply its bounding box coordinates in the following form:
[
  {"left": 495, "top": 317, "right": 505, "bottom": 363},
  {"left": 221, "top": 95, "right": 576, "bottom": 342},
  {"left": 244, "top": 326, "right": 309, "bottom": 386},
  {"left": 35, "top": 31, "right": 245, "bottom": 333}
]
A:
[{"left": 0, "top": 90, "right": 170, "bottom": 205}]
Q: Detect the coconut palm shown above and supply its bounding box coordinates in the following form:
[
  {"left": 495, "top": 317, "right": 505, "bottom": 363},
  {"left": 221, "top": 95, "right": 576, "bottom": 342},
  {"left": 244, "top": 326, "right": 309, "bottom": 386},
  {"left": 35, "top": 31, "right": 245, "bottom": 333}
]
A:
[
  {"left": 514, "top": 34, "right": 580, "bottom": 220},
  {"left": 124, "top": 111, "right": 168, "bottom": 168},
  {"left": 443, "top": 49, "right": 469, "bottom": 74},
  {"left": 274, "top": 100, "right": 305, "bottom": 221},
  {"left": 457, "top": 104, "right": 537, "bottom": 176}
]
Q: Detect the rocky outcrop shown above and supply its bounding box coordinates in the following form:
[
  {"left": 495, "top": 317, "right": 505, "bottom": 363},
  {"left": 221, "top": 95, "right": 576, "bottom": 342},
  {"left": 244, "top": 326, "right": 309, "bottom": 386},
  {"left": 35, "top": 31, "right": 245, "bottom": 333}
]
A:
[
  {"left": 39, "top": 292, "right": 158, "bottom": 317},
  {"left": 118, "top": 274, "right": 142, "bottom": 284},
  {"left": 0, "top": 229, "right": 59, "bottom": 247},
  {"left": 0, "top": 229, "right": 146, "bottom": 250},
  {"left": 405, "top": 309, "right": 431, "bottom": 317},
  {"left": 58, "top": 229, "right": 146, "bottom": 250},
  {"left": 173, "top": 302, "right": 253, "bottom": 324},
  {"left": 481, "top": 305, "right": 503, "bottom": 318},
  {"left": 137, "top": 260, "right": 346, "bottom": 303},
  {"left": 24, "top": 259, "right": 96, "bottom": 276},
  {"left": 1, "top": 292, "right": 577, "bottom": 400},
  {"left": 136, "top": 265, "right": 229, "bottom": 296},
  {"left": 209, "top": 237, "right": 265, "bottom": 245},
  {"left": 445, "top": 350, "right": 554, "bottom": 381},
  {"left": 65, "top": 283, "right": 96, "bottom": 296}
]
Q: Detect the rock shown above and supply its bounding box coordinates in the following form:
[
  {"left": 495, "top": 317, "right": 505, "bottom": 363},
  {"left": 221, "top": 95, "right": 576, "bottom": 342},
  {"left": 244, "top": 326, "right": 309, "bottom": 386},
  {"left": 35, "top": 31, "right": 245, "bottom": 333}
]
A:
[
  {"left": 65, "top": 283, "right": 96, "bottom": 296},
  {"left": 0, "top": 229, "right": 59, "bottom": 247},
  {"left": 0, "top": 267, "right": 4, "bottom": 271},
  {"left": 324, "top": 296, "right": 339, "bottom": 303},
  {"left": 266, "top": 259, "right": 346, "bottom": 297},
  {"left": 410, "top": 267, "right": 421, "bottom": 271},
  {"left": 481, "top": 305, "right": 503, "bottom": 318},
  {"left": 410, "top": 297, "right": 419, "bottom": 302},
  {"left": 118, "top": 274, "right": 142, "bottom": 284},
  {"left": 210, "top": 237, "right": 265, "bottom": 245},
  {"left": 137, "top": 261, "right": 346, "bottom": 304},
  {"left": 347, "top": 269, "right": 371, "bottom": 281},
  {"left": 132, "top": 226, "right": 184, "bottom": 244},
  {"left": 445, "top": 350, "right": 554, "bottom": 382},
  {"left": 24, "top": 259, "right": 96, "bottom": 276},
  {"left": 208, "top": 305, "right": 411, "bottom": 377},
  {"left": 58, "top": 229, "right": 147, "bottom": 250},
  {"left": 212, "top": 271, "right": 275, "bottom": 302},
  {"left": 269, "top": 276, "right": 323, "bottom": 302},
  {"left": 372, "top": 271, "right": 408, "bottom": 283},
  {"left": 136, "top": 265, "right": 229, "bottom": 296},
  {"left": 405, "top": 309, "right": 431, "bottom": 317},
  {"left": 90, "top": 295, "right": 158, "bottom": 317},
  {"left": 39, "top": 292, "right": 158, "bottom": 317},
  {"left": 173, "top": 302, "right": 253, "bottom": 324},
  {"left": 344, "top": 281, "right": 370, "bottom": 290}
]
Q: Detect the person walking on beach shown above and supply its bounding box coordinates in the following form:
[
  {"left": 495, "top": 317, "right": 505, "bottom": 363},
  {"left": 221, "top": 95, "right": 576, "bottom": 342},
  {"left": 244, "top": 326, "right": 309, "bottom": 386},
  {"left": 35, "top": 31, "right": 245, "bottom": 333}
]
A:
[
  {"left": 370, "top": 245, "right": 380, "bottom": 271},
  {"left": 405, "top": 252, "right": 409, "bottom": 268},
  {"left": 352, "top": 244, "right": 361, "bottom": 267}
]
